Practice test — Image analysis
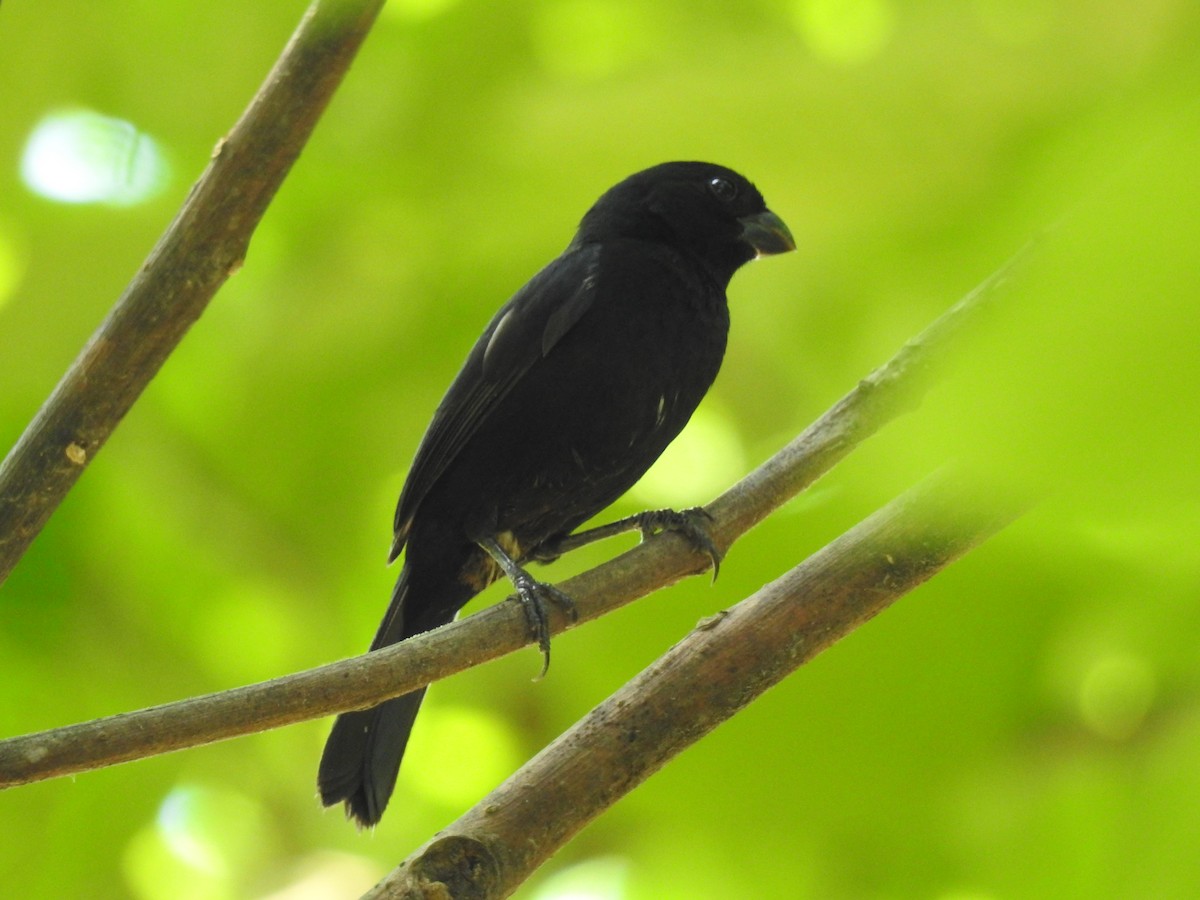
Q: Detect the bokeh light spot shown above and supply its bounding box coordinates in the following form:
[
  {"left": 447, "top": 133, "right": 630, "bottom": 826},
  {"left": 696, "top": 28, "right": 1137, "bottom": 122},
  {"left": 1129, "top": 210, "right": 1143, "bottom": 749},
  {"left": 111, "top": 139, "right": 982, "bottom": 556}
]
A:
[
  {"left": 1078, "top": 653, "right": 1155, "bottom": 741},
  {"left": 123, "top": 827, "right": 215, "bottom": 900},
  {"left": 530, "top": 856, "right": 630, "bottom": 900},
  {"left": 20, "top": 109, "right": 168, "bottom": 206},
  {"left": 631, "top": 405, "right": 746, "bottom": 508},
  {"left": 403, "top": 704, "right": 520, "bottom": 805},
  {"left": 793, "top": 0, "right": 894, "bottom": 65},
  {"left": 259, "top": 851, "right": 383, "bottom": 900},
  {"left": 125, "top": 783, "right": 270, "bottom": 900},
  {"left": 155, "top": 787, "right": 225, "bottom": 875}
]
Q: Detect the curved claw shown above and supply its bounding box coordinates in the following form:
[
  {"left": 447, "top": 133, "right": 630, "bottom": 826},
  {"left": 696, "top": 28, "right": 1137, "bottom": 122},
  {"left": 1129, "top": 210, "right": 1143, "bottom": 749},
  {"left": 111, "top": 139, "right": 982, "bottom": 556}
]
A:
[
  {"left": 635, "top": 507, "right": 723, "bottom": 581},
  {"left": 513, "top": 573, "right": 578, "bottom": 680},
  {"left": 479, "top": 535, "right": 578, "bottom": 680}
]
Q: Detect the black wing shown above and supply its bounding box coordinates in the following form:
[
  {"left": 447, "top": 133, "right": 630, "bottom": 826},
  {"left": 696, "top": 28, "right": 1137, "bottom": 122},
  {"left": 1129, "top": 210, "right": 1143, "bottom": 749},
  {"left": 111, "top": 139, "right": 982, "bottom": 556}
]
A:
[{"left": 389, "top": 243, "right": 602, "bottom": 560}]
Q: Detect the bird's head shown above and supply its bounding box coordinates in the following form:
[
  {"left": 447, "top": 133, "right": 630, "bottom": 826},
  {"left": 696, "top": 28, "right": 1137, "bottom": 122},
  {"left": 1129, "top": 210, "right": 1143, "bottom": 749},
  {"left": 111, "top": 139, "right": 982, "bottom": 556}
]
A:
[{"left": 575, "top": 161, "right": 795, "bottom": 285}]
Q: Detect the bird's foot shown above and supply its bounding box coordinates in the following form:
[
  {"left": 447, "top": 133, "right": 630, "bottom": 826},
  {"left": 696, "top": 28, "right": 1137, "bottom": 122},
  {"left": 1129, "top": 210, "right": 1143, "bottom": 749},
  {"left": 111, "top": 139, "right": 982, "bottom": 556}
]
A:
[
  {"left": 478, "top": 535, "right": 580, "bottom": 679},
  {"left": 634, "top": 507, "right": 723, "bottom": 580},
  {"left": 512, "top": 571, "right": 578, "bottom": 680}
]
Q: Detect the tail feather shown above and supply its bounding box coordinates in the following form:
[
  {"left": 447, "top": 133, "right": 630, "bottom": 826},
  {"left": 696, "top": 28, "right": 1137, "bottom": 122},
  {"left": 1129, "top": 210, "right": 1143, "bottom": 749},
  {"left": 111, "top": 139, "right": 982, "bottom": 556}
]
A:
[{"left": 317, "top": 566, "right": 464, "bottom": 826}]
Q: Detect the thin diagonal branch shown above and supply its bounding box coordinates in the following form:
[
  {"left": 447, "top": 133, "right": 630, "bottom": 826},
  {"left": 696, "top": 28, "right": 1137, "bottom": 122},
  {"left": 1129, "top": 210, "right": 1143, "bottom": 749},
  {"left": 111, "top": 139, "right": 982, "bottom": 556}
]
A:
[
  {"left": 0, "top": 0, "right": 385, "bottom": 586},
  {"left": 372, "top": 467, "right": 1029, "bottom": 899},
  {"left": 0, "top": 246, "right": 1024, "bottom": 789}
]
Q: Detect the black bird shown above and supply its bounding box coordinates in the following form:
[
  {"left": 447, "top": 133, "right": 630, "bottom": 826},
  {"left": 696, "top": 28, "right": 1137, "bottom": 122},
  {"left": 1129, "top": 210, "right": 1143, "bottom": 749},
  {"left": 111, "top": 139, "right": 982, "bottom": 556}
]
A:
[{"left": 318, "top": 161, "right": 794, "bottom": 826}]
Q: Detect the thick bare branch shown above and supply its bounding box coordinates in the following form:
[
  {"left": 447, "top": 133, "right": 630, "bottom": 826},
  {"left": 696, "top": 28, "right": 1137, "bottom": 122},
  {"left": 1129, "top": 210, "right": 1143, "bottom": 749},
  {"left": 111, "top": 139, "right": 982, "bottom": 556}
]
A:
[
  {"left": 371, "top": 467, "right": 1029, "bottom": 900},
  {"left": 0, "top": 0, "right": 385, "bottom": 585},
  {"left": 0, "top": 248, "right": 1023, "bottom": 789}
]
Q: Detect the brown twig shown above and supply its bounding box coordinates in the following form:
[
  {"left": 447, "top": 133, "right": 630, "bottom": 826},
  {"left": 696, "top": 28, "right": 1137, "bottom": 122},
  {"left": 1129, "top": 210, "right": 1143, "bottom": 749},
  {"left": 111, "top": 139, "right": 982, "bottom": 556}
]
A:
[
  {"left": 0, "top": 0, "right": 385, "bottom": 586},
  {"left": 370, "top": 467, "right": 1030, "bottom": 899},
  {"left": 0, "top": 246, "right": 1024, "bottom": 788}
]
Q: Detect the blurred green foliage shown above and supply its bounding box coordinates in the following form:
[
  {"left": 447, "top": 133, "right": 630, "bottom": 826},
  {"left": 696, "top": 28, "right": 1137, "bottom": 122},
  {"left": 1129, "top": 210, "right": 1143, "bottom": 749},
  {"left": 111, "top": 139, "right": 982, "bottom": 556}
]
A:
[{"left": 2, "top": 1, "right": 1198, "bottom": 897}]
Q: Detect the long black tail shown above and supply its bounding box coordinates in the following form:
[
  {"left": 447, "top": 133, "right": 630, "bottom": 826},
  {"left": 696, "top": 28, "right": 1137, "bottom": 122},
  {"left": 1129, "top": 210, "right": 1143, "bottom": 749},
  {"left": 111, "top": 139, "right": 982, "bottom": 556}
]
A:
[{"left": 317, "top": 566, "right": 467, "bottom": 826}]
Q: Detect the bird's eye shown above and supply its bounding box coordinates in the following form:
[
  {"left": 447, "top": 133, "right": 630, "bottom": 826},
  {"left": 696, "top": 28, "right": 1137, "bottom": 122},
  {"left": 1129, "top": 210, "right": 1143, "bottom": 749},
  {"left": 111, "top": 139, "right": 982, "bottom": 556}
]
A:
[{"left": 708, "top": 176, "right": 738, "bottom": 202}]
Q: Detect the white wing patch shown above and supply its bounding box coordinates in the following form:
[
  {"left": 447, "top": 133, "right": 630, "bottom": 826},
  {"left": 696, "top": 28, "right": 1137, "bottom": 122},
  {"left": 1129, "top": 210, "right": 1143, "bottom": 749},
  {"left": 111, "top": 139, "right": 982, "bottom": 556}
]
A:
[{"left": 482, "top": 306, "right": 518, "bottom": 377}]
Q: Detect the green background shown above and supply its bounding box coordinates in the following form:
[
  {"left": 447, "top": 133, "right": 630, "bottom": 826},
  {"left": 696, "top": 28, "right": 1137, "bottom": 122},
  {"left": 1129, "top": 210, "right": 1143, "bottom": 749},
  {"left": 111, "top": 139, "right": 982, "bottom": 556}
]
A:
[{"left": 2, "top": 1, "right": 1198, "bottom": 897}]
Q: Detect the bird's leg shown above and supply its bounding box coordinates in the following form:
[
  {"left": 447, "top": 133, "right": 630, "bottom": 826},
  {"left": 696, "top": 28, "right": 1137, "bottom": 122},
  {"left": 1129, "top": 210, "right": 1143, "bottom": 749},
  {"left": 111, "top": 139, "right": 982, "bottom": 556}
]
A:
[
  {"left": 531, "top": 507, "right": 723, "bottom": 579},
  {"left": 477, "top": 536, "right": 578, "bottom": 679}
]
